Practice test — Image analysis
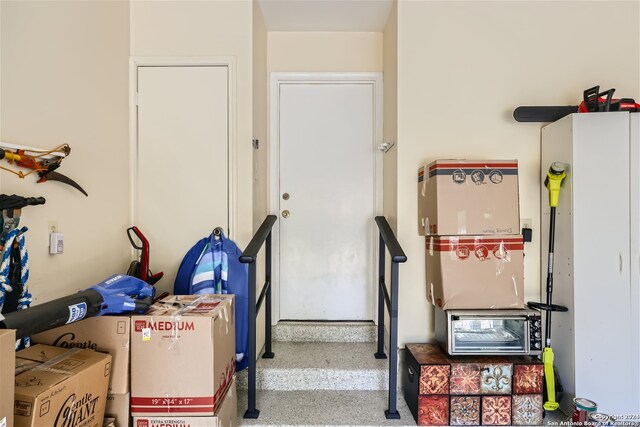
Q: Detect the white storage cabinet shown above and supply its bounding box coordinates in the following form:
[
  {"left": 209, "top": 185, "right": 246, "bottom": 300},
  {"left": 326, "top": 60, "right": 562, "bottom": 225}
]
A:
[{"left": 541, "top": 112, "right": 639, "bottom": 416}]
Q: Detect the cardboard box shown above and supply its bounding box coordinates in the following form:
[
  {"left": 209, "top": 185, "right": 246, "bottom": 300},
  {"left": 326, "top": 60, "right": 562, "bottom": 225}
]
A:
[
  {"left": 0, "top": 329, "right": 16, "bottom": 427},
  {"left": 13, "top": 344, "right": 112, "bottom": 427},
  {"left": 418, "top": 160, "right": 520, "bottom": 236},
  {"left": 105, "top": 393, "right": 130, "bottom": 427},
  {"left": 130, "top": 295, "right": 235, "bottom": 416},
  {"left": 426, "top": 235, "right": 525, "bottom": 309},
  {"left": 32, "top": 315, "right": 131, "bottom": 394},
  {"left": 133, "top": 376, "right": 237, "bottom": 427}
]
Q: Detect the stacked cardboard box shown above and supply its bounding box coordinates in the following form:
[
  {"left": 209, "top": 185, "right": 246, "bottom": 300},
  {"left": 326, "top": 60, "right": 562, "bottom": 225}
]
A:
[
  {"left": 1, "top": 329, "right": 16, "bottom": 427},
  {"left": 133, "top": 377, "right": 237, "bottom": 427},
  {"left": 418, "top": 160, "right": 524, "bottom": 309},
  {"left": 32, "top": 315, "right": 132, "bottom": 427},
  {"left": 404, "top": 343, "right": 544, "bottom": 426},
  {"left": 13, "top": 344, "right": 112, "bottom": 427},
  {"left": 130, "top": 294, "right": 236, "bottom": 424}
]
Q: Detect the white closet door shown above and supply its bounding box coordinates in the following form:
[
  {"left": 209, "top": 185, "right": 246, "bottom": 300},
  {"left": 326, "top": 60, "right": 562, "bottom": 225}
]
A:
[{"left": 136, "top": 66, "right": 228, "bottom": 292}]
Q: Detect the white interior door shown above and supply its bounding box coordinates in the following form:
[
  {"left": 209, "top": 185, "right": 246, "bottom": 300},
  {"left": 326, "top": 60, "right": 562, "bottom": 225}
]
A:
[
  {"left": 135, "top": 65, "right": 228, "bottom": 293},
  {"left": 278, "top": 82, "right": 377, "bottom": 320}
]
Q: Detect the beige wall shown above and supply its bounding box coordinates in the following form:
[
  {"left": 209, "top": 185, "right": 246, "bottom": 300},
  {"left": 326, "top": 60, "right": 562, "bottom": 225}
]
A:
[
  {"left": 383, "top": 2, "right": 398, "bottom": 229},
  {"left": 396, "top": 0, "right": 640, "bottom": 345},
  {"left": 0, "top": 1, "right": 130, "bottom": 303},
  {"left": 130, "top": 0, "right": 254, "bottom": 248},
  {"left": 252, "top": 0, "right": 268, "bottom": 358},
  {"left": 253, "top": 3, "right": 268, "bottom": 230},
  {"left": 268, "top": 32, "right": 383, "bottom": 72}
]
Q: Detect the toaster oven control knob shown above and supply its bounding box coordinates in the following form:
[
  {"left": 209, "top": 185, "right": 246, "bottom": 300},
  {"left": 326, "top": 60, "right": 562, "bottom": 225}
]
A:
[
  {"left": 533, "top": 342, "right": 541, "bottom": 349},
  {"left": 534, "top": 320, "right": 541, "bottom": 328},
  {"left": 534, "top": 331, "right": 541, "bottom": 338}
]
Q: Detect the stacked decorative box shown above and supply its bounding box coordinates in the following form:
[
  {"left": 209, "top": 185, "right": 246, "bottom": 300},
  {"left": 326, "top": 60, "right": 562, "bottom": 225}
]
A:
[{"left": 404, "top": 343, "right": 544, "bottom": 426}]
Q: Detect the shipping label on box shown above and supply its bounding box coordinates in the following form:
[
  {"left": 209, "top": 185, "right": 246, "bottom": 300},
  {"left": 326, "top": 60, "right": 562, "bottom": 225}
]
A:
[
  {"left": 0, "top": 329, "right": 15, "bottom": 427},
  {"left": 130, "top": 295, "right": 235, "bottom": 417},
  {"left": 13, "top": 344, "right": 112, "bottom": 427},
  {"left": 426, "top": 235, "right": 525, "bottom": 310},
  {"left": 418, "top": 160, "right": 520, "bottom": 236},
  {"left": 133, "top": 376, "right": 237, "bottom": 427},
  {"left": 32, "top": 316, "right": 131, "bottom": 394}
]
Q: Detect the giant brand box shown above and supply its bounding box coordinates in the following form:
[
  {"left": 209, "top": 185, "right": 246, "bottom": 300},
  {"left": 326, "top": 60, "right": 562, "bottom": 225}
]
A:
[
  {"left": 0, "top": 329, "right": 16, "bottom": 427},
  {"left": 13, "top": 344, "right": 112, "bottom": 427},
  {"left": 426, "top": 235, "right": 525, "bottom": 310},
  {"left": 32, "top": 315, "right": 131, "bottom": 394},
  {"left": 418, "top": 160, "right": 520, "bottom": 236},
  {"left": 130, "top": 294, "right": 235, "bottom": 416},
  {"left": 133, "top": 376, "right": 237, "bottom": 427}
]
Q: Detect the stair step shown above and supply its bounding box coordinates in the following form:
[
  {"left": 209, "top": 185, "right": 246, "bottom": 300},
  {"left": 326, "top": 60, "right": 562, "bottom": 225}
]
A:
[
  {"left": 237, "top": 389, "right": 414, "bottom": 427},
  {"left": 273, "top": 321, "right": 377, "bottom": 342},
  {"left": 237, "top": 341, "right": 392, "bottom": 391}
]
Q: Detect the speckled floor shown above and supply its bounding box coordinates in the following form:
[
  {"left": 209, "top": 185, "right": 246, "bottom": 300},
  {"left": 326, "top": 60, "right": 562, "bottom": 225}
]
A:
[
  {"left": 236, "top": 388, "right": 569, "bottom": 426},
  {"left": 236, "top": 322, "right": 568, "bottom": 426},
  {"left": 237, "top": 389, "right": 414, "bottom": 426}
]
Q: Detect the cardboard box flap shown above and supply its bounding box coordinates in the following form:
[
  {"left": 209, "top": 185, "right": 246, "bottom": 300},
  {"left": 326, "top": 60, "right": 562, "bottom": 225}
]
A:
[
  {"left": 15, "top": 346, "right": 112, "bottom": 397},
  {"left": 17, "top": 345, "right": 108, "bottom": 375},
  {"left": 147, "top": 294, "right": 234, "bottom": 318},
  {"left": 15, "top": 358, "right": 43, "bottom": 375},
  {"left": 15, "top": 368, "right": 72, "bottom": 398},
  {"left": 428, "top": 159, "right": 519, "bottom": 174},
  {"left": 16, "top": 344, "right": 71, "bottom": 363}
]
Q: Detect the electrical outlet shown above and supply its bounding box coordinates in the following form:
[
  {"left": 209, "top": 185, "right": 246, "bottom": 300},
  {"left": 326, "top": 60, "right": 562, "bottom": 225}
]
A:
[
  {"left": 48, "top": 221, "right": 58, "bottom": 234},
  {"left": 521, "top": 218, "right": 532, "bottom": 229}
]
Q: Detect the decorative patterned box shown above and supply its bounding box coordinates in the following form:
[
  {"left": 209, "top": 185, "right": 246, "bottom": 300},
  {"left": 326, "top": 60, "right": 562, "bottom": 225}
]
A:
[{"left": 403, "top": 343, "right": 544, "bottom": 426}]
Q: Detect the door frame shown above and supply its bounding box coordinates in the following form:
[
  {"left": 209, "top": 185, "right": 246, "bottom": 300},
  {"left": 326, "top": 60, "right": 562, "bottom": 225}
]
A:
[
  {"left": 269, "top": 72, "right": 384, "bottom": 323},
  {"left": 129, "top": 57, "right": 237, "bottom": 238}
]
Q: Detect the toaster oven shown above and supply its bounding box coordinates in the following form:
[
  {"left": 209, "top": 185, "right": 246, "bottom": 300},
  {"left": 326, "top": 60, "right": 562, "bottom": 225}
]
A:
[{"left": 435, "top": 308, "right": 542, "bottom": 356}]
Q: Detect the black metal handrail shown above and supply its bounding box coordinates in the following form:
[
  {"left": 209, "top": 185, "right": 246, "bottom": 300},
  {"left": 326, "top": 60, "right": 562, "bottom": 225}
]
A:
[
  {"left": 374, "top": 216, "right": 407, "bottom": 420},
  {"left": 240, "top": 214, "right": 277, "bottom": 419}
]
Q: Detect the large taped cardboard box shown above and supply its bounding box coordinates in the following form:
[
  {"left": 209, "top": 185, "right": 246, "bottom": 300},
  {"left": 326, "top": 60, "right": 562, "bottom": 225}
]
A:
[
  {"left": 133, "top": 376, "right": 237, "bottom": 427},
  {"left": 1, "top": 329, "right": 16, "bottom": 427},
  {"left": 131, "top": 294, "right": 235, "bottom": 416},
  {"left": 105, "top": 392, "right": 130, "bottom": 427},
  {"left": 32, "top": 315, "right": 131, "bottom": 394},
  {"left": 418, "top": 160, "right": 520, "bottom": 236},
  {"left": 13, "top": 344, "right": 112, "bottom": 427},
  {"left": 426, "top": 235, "right": 525, "bottom": 310}
]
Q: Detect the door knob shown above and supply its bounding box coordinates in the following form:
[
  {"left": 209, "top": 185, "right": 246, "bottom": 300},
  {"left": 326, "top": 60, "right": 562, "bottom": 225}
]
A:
[
  {"left": 282, "top": 210, "right": 290, "bottom": 218},
  {"left": 282, "top": 193, "right": 290, "bottom": 200}
]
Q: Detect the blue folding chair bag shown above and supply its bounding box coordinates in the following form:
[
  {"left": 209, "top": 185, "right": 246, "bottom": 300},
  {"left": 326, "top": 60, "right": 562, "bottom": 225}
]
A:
[{"left": 173, "top": 230, "right": 249, "bottom": 371}]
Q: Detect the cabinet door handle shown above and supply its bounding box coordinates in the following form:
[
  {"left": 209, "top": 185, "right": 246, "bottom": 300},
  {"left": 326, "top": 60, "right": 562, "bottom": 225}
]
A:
[{"left": 619, "top": 252, "right": 624, "bottom": 273}]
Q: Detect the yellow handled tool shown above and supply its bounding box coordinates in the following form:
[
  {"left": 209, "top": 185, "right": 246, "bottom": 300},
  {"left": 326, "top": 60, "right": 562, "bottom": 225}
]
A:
[
  {"left": 545, "top": 162, "right": 567, "bottom": 208},
  {"left": 528, "top": 161, "right": 569, "bottom": 411}
]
